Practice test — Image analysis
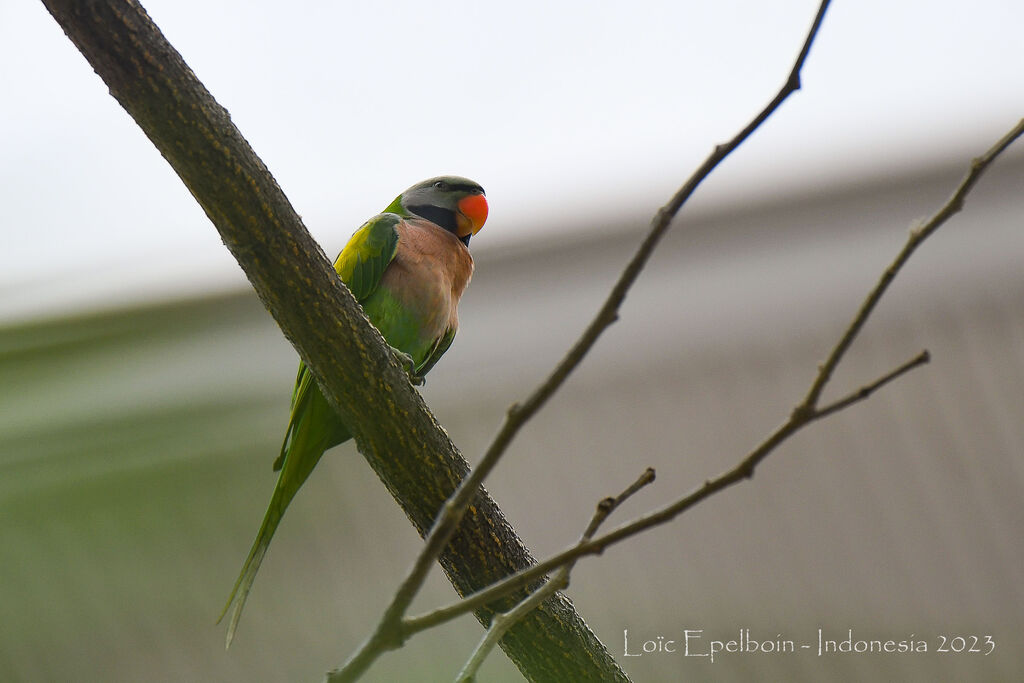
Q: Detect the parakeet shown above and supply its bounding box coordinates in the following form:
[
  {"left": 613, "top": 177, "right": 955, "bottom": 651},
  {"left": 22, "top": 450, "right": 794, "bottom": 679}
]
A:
[{"left": 219, "top": 176, "right": 488, "bottom": 646}]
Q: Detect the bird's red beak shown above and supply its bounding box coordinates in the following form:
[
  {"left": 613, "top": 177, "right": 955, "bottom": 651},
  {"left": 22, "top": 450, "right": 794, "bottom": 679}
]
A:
[{"left": 456, "top": 194, "right": 488, "bottom": 238}]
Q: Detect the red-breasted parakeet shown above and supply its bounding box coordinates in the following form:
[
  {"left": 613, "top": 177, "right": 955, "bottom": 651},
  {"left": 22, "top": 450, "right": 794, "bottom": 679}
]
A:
[{"left": 219, "top": 176, "right": 488, "bottom": 645}]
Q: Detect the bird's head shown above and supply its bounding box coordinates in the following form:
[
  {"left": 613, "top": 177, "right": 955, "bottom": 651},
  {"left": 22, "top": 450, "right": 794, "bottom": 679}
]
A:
[{"left": 386, "top": 176, "right": 488, "bottom": 246}]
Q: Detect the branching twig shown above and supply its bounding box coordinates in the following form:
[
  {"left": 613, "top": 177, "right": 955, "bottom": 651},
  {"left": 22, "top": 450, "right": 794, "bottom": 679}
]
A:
[
  {"left": 454, "top": 469, "right": 657, "bottom": 683},
  {"left": 328, "top": 2, "right": 833, "bottom": 680},
  {"left": 402, "top": 116, "right": 1023, "bottom": 630},
  {"left": 801, "top": 117, "right": 1024, "bottom": 412},
  {"left": 403, "top": 351, "right": 932, "bottom": 633}
]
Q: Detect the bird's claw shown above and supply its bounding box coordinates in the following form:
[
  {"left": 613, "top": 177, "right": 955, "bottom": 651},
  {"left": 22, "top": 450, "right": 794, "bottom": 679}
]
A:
[{"left": 390, "top": 346, "right": 425, "bottom": 386}]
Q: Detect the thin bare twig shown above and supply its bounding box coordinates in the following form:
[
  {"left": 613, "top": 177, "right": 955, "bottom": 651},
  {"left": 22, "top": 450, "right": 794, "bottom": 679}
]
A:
[
  {"left": 801, "top": 119, "right": 1024, "bottom": 411},
  {"left": 813, "top": 349, "right": 930, "bottom": 420},
  {"left": 454, "top": 469, "right": 656, "bottom": 683},
  {"left": 404, "top": 351, "right": 931, "bottom": 633},
  {"left": 404, "top": 117, "right": 1023, "bottom": 630},
  {"left": 328, "top": 3, "right": 833, "bottom": 680}
]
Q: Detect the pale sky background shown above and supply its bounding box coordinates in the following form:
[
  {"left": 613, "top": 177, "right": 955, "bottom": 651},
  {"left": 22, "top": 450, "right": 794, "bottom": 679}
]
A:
[{"left": 1, "top": 0, "right": 1020, "bottom": 322}]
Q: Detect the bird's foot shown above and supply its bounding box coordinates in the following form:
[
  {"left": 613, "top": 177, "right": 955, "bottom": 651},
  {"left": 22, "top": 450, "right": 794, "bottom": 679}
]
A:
[{"left": 390, "top": 346, "right": 425, "bottom": 386}]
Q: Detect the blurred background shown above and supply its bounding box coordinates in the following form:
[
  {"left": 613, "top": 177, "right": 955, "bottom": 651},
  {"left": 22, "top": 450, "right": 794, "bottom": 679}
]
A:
[{"left": 2, "top": 0, "right": 1022, "bottom": 681}]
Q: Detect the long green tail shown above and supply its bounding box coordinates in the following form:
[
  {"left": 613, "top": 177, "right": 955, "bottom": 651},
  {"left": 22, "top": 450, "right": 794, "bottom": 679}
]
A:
[
  {"left": 217, "top": 477, "right": 291, "bottom": 648},
  {"left": 219, "top": 370, "right": 352, "bottom": 647},
  {"left": 218, "top": 440, "right": 325, "bottom": 647}
]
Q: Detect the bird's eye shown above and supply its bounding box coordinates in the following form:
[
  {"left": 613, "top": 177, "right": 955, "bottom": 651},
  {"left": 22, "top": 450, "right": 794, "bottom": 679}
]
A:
[{"left": 433, "top": 181, "right": 448, "bottom": 191}]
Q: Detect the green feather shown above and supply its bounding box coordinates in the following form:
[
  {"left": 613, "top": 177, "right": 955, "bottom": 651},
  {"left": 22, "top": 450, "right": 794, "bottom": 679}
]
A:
[{"left": 334, "top": 213, "right": 401, "bottom": 302}]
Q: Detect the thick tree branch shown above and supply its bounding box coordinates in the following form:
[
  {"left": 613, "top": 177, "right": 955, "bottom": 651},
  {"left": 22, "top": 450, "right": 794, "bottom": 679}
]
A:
[{"left": 41, "top": 1, "right": 623, "bottom": 680}]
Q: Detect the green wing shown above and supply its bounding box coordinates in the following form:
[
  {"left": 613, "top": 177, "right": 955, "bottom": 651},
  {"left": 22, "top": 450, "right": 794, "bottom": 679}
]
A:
[{"left": 334, "top": 212, "right": 401, "bottom": 302}]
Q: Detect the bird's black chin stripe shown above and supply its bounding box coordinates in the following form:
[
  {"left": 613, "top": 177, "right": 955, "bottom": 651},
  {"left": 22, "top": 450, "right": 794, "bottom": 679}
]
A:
[
  {"left": 460, "top": 234, "right": 471, "bottom": 247},
  {"left": 408, "top": 204, "right": 458, "bottom": 234}
]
